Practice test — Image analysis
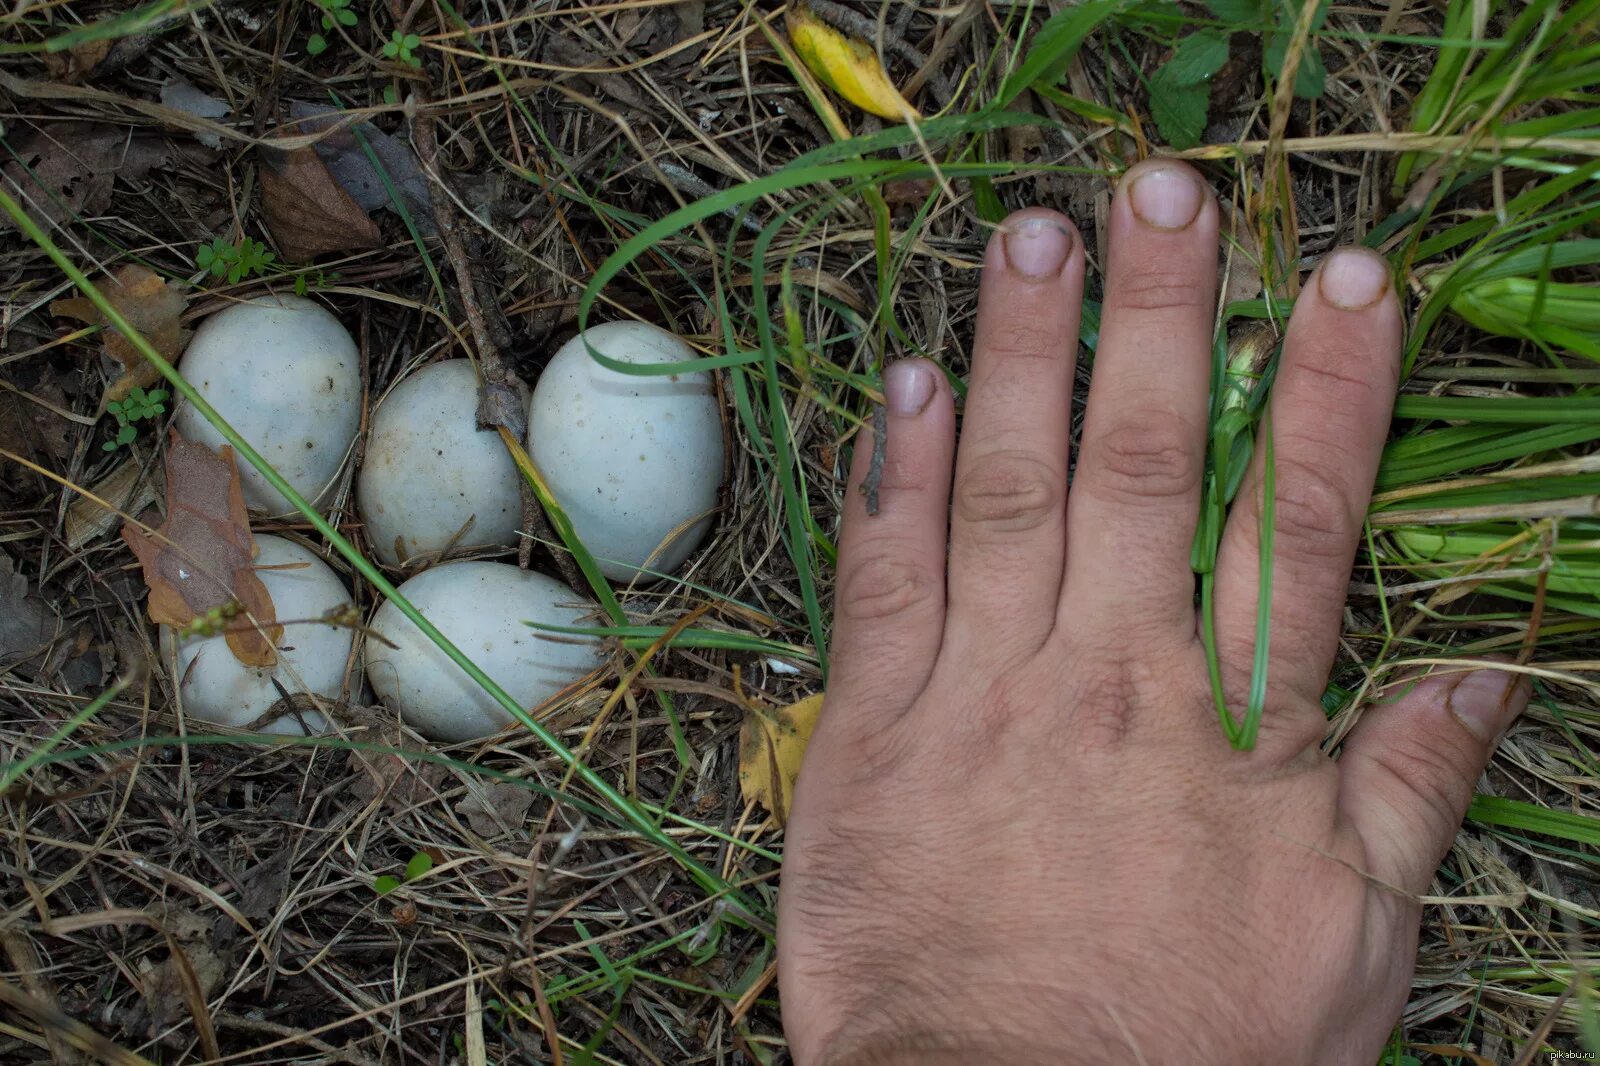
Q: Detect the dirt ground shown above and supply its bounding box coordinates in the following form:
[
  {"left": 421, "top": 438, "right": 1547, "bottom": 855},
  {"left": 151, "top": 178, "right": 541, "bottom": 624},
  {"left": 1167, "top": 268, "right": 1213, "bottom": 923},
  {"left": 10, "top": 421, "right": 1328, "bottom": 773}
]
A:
[{"left": 1, "top": 0, "right": 1597, "bottom": 1063}]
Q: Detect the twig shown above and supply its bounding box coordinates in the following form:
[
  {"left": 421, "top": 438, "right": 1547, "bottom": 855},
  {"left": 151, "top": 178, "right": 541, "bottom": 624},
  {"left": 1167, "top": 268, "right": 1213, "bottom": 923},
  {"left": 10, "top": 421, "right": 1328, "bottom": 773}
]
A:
[
  {"left": 409, "top": 87, "right": 580, "bottom": 587},
  {"left": 862, "top": 403, "right": 887, "bottom": 516}
]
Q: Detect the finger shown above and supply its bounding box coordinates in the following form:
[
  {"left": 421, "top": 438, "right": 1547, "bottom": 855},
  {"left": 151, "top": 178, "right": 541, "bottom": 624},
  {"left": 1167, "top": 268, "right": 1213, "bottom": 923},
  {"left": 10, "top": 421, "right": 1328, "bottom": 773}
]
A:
[
  {"left": 1061, "top": 160, "right": 1217, "bottom": 643},
  {"left": 1339, "top": 663, "right": 1531, "bottom": 893},
  {"left": 829, "top": 359, "right": 957, "bottom": 714},
  {"left": 945, "top": 208, "right": 1085, "bottom": 653},
  {"left": 1211, "top": 249, "right": 1402, "bottom": 729}
]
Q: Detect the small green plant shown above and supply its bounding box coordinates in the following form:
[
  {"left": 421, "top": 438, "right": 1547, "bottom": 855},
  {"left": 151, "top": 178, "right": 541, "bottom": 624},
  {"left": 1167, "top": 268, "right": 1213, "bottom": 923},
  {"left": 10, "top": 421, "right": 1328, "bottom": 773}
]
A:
[
  {"left": 382, "top": 29, "right": 423, "bottom": 69},
  {"left": 307, "top": 0, "right": 357, "bottom": 56},
  {"left": 373, "top": 850, "right": 433, "bottom": 895},
  {"left": 103, "top": 386, "right": 169, "bottom": 451},
  {"left": 196, "top": 237, "right": 276, "bottom": 284},
  {"left": 1144, "top": 0, "right": 1329, "bottom": 148}
]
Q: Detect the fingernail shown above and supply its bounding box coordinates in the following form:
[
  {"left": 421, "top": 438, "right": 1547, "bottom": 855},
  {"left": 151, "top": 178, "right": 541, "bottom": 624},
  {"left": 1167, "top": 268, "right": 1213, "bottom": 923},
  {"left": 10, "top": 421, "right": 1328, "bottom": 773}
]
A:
[
  {"left": 1127, "top": 166, "right": 1204, "bottom": 230},
  {"left": 883, "top": 360, "right": 935, "bottom": 416},
  {"left": 1003, "top": 217, "right": 1073, "bottom": 278},
  {"left": 1319, "top": 248, "right": 1391, "bottom": 310},
  {"left": 1447, "top": 668, "right": 1525, "bottom": 744}
]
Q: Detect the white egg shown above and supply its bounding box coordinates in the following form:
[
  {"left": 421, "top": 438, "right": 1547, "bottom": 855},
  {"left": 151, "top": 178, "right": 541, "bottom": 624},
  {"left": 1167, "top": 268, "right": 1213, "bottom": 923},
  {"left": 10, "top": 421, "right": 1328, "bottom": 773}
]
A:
[
  {"left": 357, "top": 360, "right": 523, "bottom": 566},
  {"left": 160, "top": 535, "right": 356, "bottom": 735},
  {"left": 366, "top": 561, "right": 600, "bottom": 742},
  {"left": 527, "top": 321, "right": 722, "bottom": 581},
  {"left": 175, "top": 294, "right": 361, "bottom": 515}
]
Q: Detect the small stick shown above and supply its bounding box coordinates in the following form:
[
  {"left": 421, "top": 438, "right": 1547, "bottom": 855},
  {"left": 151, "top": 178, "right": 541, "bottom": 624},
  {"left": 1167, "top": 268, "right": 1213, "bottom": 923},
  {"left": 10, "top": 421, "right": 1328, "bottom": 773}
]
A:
[
  {"left": 862, "top": 402, "right": 888, "bottom": 515},
  {"left": 411, "top": 89, "right": 576, "bottom": 578}
]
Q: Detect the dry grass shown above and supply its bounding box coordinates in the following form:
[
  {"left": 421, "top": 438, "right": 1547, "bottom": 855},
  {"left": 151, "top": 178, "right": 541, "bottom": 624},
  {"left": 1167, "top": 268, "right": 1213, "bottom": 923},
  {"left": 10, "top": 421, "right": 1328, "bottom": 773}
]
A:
[{"left": 0, "top": 0, "right": 1597, "bottom": 1063}]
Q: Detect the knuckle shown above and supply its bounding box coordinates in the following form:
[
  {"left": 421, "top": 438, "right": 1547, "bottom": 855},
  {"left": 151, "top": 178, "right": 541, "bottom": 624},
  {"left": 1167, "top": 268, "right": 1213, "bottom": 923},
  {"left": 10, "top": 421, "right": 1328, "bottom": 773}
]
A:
[
  {"left": 872, "top": 454, "right": 930, "bottom": 495},
  {"left": 836, "top": 547, "right": 940, "bottom": 623},
  {"left": 1111, "top": 264, "right": 1210, "bottom": 314},
  {"left": 983, "top": 322, "right": 1066, "bottom": 364},
  {"left": 1363, "top": 731, "right": 1475, "bottom": 840},
  {"left": 955, "top": 450, "right": 1064, "bottom": 534},
  {"left": 1285, "top": 355, "right": 1387, "bottom": 407},
  {"left": 1266, "top": 454, "right": 1357, "bottom": 555},
  {"left": 1087, "top": 417, "right": 1199, "bottom": 501}
]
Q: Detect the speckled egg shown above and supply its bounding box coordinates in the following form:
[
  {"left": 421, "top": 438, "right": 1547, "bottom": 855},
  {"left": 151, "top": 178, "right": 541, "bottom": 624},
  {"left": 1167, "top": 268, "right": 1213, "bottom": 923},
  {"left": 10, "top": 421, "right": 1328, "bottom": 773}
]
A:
[
  {"left": 365, "top": 561, "right": 600, "bottom": 742},
  {"left": 357, "top": 360, "right": 523, "bottom": 566},
  {"left": 174, "top": 294, "right": 361, "bottom": 515},
  {"left": 526, "top": 321, "right": 722, "bottom": 581}
]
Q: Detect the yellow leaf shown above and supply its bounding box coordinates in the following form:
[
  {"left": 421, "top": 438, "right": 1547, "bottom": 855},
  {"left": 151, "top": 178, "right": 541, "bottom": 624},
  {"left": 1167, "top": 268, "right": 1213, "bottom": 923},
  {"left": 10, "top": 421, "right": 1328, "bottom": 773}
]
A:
[
  {"left": 739, "top": 693, "right": 824, "bottom": 825},
  {"left": 785, "top": 5, "right": 920, "bottom": 123}
]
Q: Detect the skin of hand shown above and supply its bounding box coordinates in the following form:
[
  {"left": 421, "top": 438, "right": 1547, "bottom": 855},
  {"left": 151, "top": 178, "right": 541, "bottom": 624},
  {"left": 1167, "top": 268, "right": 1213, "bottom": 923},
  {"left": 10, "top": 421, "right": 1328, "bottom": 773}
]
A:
[{"left": 776, "top": 159, "right": 1531, "bottom": 1066}]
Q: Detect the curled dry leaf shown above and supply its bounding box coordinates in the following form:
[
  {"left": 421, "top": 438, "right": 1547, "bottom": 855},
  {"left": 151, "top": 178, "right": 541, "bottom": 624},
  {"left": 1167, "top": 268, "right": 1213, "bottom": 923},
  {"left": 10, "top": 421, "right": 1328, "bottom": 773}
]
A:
[
  {"left": 258, "top": 144, "right": 383, "bottom": 261},
  {"left": 287, "top": 101, "right": 435, "bottom": 233},
  {"left": 456, "top": 781, "right": 535, "bottom": 837},
  {"left": 53, "top": 264, "right": 188, "bottom": 403},
  {"left": 66, "top": 457, "right": 159, "bottom": 550},
  {"left": 738, "top": 693, "right": 824, "bottom": 825},
  {"left": 786, "top": 4, "right": 920, "bottom": 122},
  {"left": 121, "top": 433, "right": 281, "bottom": 667}
]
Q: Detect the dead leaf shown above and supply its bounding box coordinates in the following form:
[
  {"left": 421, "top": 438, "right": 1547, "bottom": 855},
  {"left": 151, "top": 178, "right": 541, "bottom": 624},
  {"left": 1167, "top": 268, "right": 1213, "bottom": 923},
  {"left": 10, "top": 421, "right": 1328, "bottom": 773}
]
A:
[
  {"left": 347, "top": 721, "right": 448, "bottom": 810},
  {"left": 66, "top": 457, "right": 158, "bottom": 550},
  {"left": 738, "top": 693, "right": 824, "bottom": 825},
  {"left": 160, "top": 79, "right": 229, "bottom": 149},
  {"left": 0, "top": 378, "right": 74, "bottom": 478},
  {"left": 1219, "top": 201, "right": 1264, "bottom": 305},
  {"left": 138, "top": 937, "right": 226, "bottom": 1050},
  {"left": 258, "top": 145, "right": 382, "bottom": 261},
  {"left": 0, "top": 554, "right": 57, "bottom": 679},
  {"left": 53, "top": 264, "right": 188, "bottom": 402},
  {"left": 457, "top": 782, "right": 534, "bottom": 837},
  {"left": 121, "top": 433, "right": 281, "bottom": 667},
  {"left": 0, "top": 123, "right": 182, "bottom": 231},
  {"left": 786, "top": 4, "right": 920, "bottom": 122},
  {"left": 286, "top": 102, "right": 435, "bottom": 232},
  {"left": 42, "top": 39, "right": 111, "bottom": 83}
]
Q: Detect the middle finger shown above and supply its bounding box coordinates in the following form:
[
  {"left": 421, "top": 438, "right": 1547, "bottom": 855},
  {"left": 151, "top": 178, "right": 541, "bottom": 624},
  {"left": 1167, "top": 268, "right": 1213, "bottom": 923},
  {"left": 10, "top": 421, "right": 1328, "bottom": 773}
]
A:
[{"left": 1061, "top": 160, "right": 1218, "bottom": 647}]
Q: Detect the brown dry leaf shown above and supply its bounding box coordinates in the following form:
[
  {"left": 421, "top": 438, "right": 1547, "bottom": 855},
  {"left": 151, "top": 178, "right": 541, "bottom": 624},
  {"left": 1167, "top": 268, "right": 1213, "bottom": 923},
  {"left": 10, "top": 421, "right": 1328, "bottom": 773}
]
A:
[
  {"left": 457, "top": 781, "right": 534, "bottom": 837},
  {"left": 347, "top": 721, "right": 448, "bottom": 810},
  {"left": 1220, "top": 201, "right": 1265, "bottom": 306},
  {"left": 738, "top": 693, "right": 824, "bottom": 825},
  {"left": 53, "top": 264, "right": 188, "bottom": 402},
  {"left": 66, "top": 457, "right": 158, "bottom": 550},
  {"left": 258, "top": 145, "right": 382, "bottom": 261},
  {"left": 41, "top": 39, "right": 111, "bottom": 83},
  {"left": 0, "top": 124, "right": 181, "bottom": 230},
  {"left": 121, "top": 433, "right": 280, "bottom": 667}
]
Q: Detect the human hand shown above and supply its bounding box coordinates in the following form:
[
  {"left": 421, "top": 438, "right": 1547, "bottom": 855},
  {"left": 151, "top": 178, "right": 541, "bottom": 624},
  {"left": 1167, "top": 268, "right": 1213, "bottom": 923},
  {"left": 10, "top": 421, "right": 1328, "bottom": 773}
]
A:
[{"left": 777, "top": 159, "right": 1530, "bottom": 1066}]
